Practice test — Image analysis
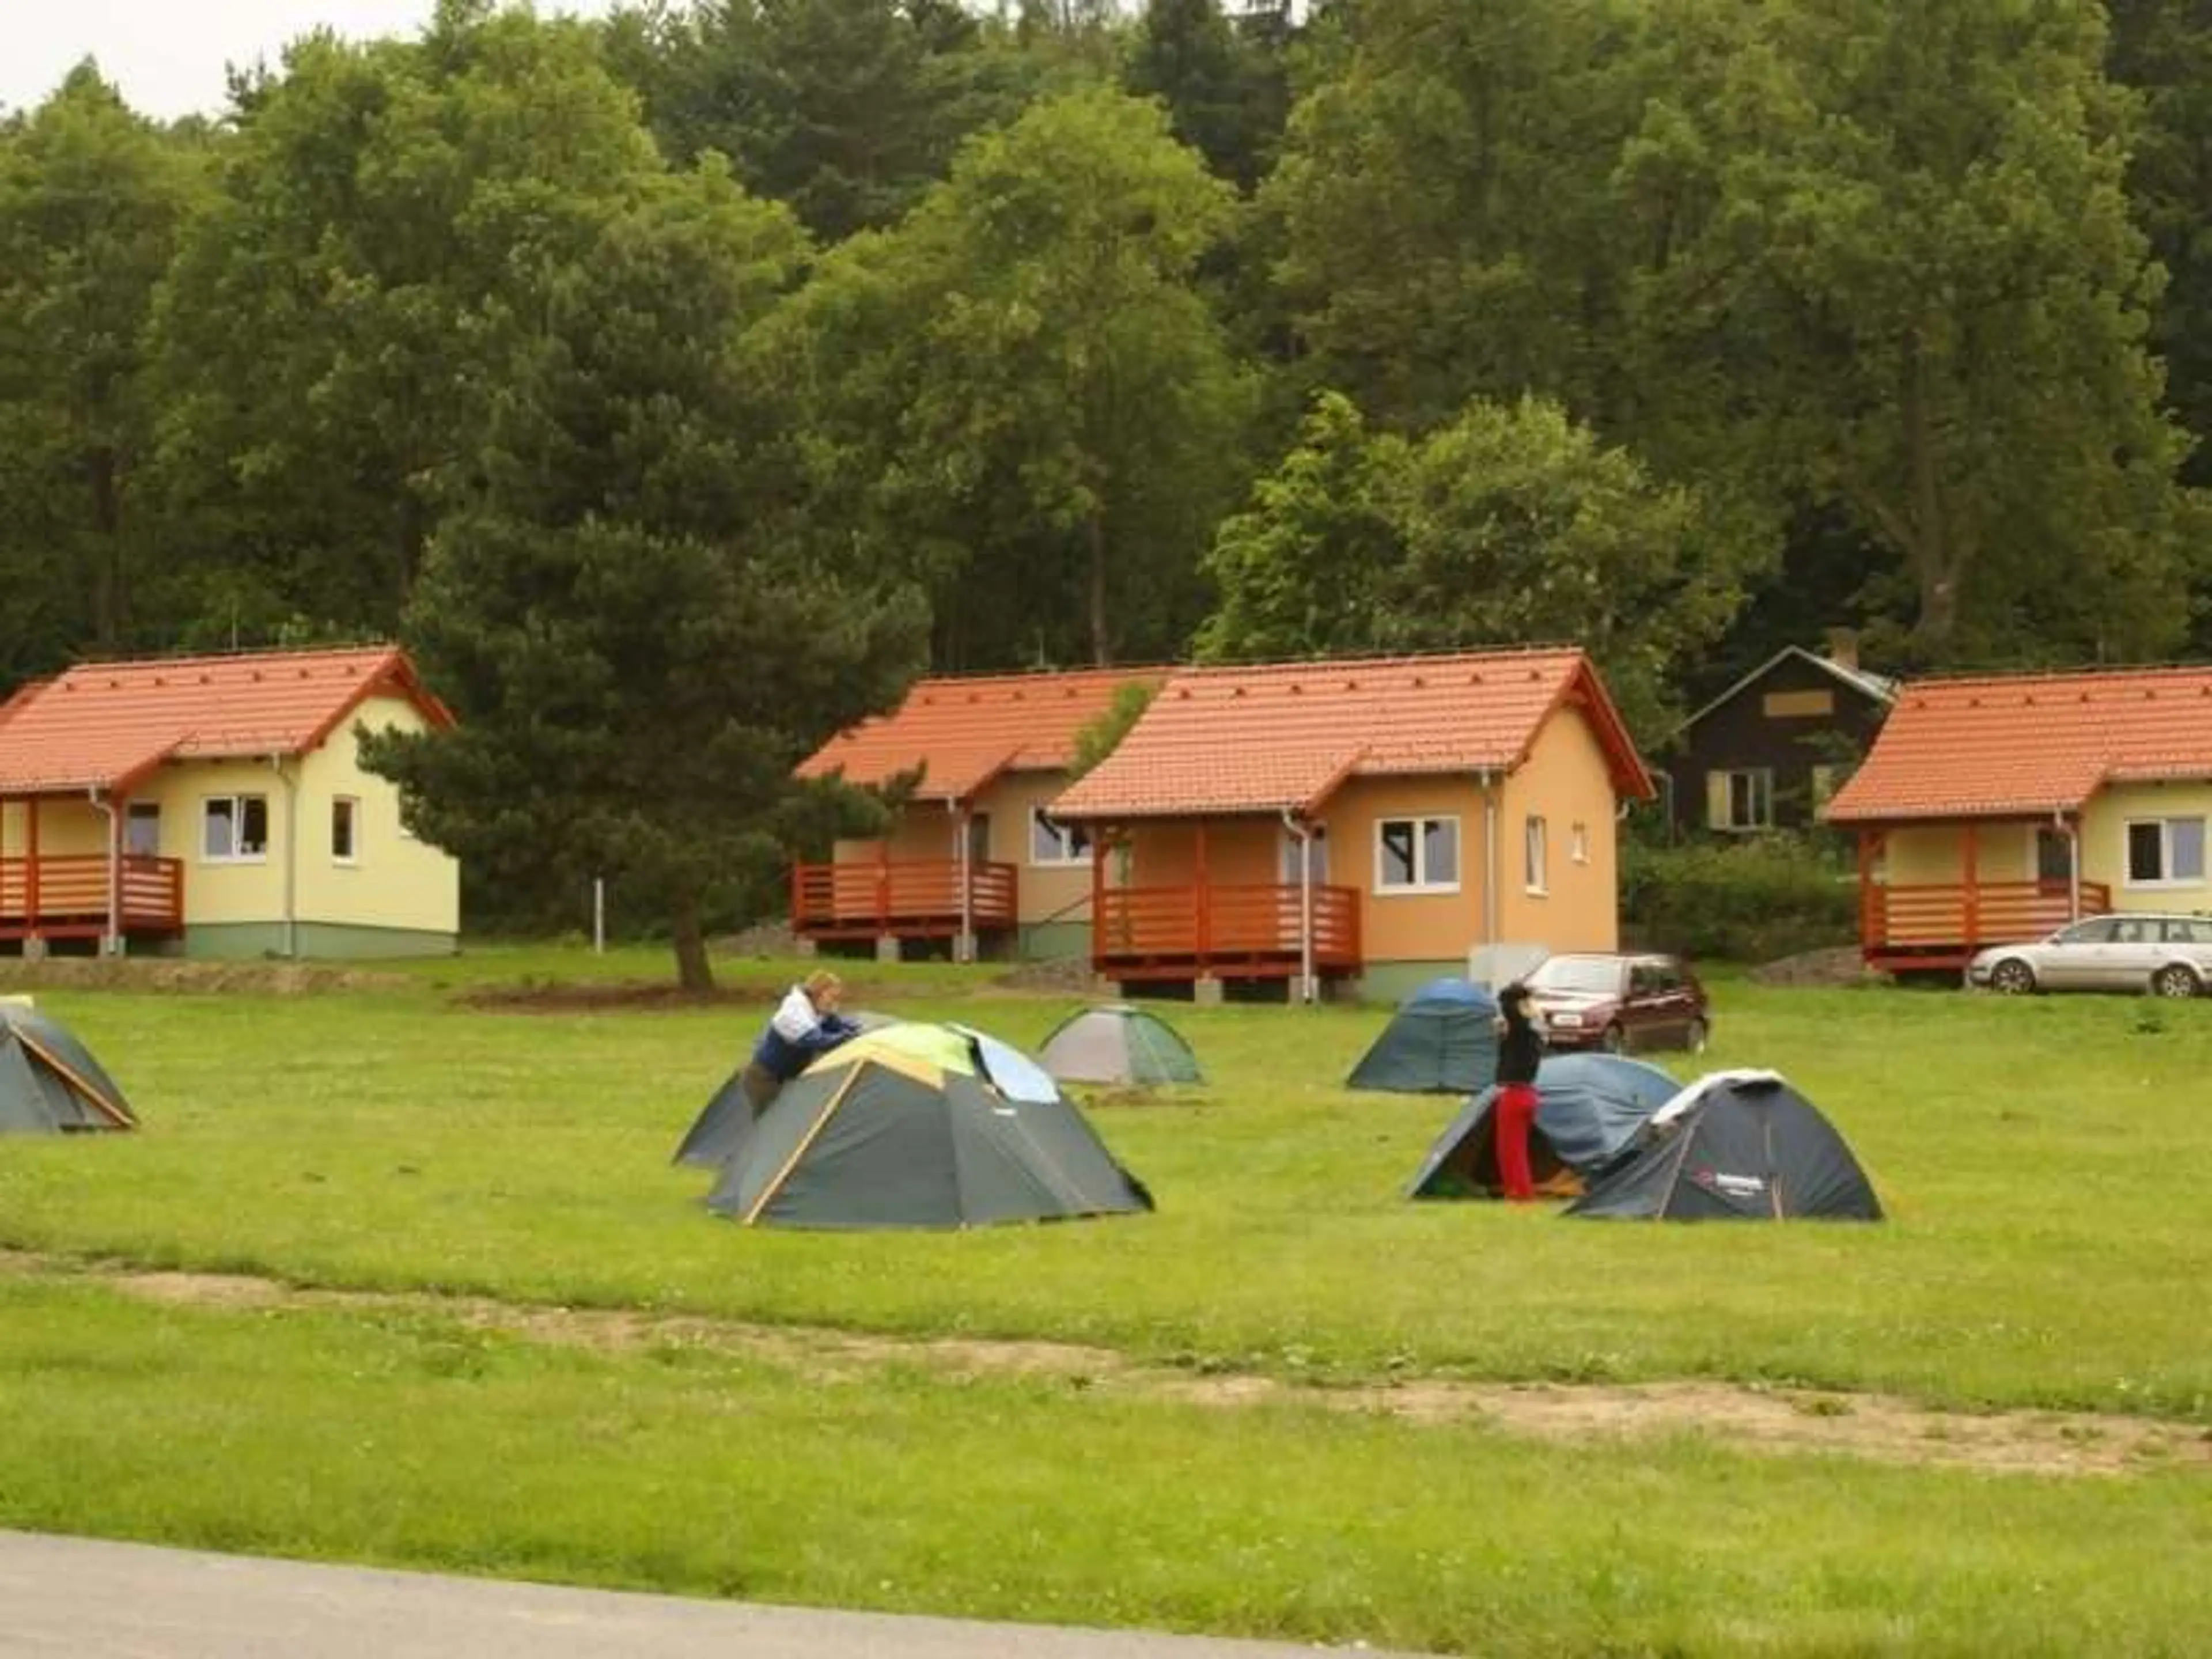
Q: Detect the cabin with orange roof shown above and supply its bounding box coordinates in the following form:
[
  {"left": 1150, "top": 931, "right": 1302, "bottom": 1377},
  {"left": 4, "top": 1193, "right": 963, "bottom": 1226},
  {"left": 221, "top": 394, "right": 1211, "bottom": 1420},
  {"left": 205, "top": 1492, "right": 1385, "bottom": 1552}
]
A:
[
  {"left": 1048, "top": 649, "right": 1654, "bottom": 1002},
  {"left": 0, "top": 645, "right": 459, "bottom": 958},
  {"left": 792, "top": 668, "right": 1167, "bottom": 960},
  {"left": 1822, "top": 664, "right": 2212, "bottom": 975}
]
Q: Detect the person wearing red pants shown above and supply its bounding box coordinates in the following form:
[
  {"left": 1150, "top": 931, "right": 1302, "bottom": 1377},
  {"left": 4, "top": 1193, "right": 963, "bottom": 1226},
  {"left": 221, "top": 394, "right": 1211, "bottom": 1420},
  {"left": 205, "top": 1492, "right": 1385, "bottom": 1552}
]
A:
[{"left": 1492, "top": 982, "right": 1545, "bottom": 1202}]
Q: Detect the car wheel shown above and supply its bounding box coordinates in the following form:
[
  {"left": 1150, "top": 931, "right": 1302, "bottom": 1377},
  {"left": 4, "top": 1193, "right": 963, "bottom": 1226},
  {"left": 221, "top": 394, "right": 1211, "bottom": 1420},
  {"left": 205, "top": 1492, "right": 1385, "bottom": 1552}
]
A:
[
  {"left": 1599, "top": 1024, "right": 1626, "bottom": 1054},
  {"left": 2153, "top": 964, "right": 2199, "bottom": 999},
  {"left": 1685, "top": 1018, "right": 1710, "bottom": 1055},
  {"left": 1988, "top": 959, "right": 2036, "bottom": 995}
]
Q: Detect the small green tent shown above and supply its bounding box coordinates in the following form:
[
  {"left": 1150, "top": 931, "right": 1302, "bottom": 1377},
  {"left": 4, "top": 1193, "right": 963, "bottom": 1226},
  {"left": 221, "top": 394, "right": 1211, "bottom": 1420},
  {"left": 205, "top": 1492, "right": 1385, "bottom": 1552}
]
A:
[
  {"left": 0, "top": 1001, "right": 137, "bottom": 1134},
  {"left": 1346, "top": 978, "right": 1500, "bottom": 1094},
  {"left": 1038, "top": 1005, "right": 1203, "bottom": 1088},
  {"left": 702, "top": 1024, "right": 1155, "bottom": 1229}
]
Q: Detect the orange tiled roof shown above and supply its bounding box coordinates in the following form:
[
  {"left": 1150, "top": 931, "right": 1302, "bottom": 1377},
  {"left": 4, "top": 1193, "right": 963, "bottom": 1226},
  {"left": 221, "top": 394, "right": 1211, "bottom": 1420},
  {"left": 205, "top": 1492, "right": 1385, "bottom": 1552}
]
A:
[
  {"left": 1824, "top": 664, "right": 2212, "bottom": 823},
  {"left": 0, "top": 645, "right": 451, "bottom": 796},
  {"left": 1052, "top": 649, "right": 1651, "bottom": 820},
  {"left": 796, "top": 667, "right": 1169, "bottom": 803}
]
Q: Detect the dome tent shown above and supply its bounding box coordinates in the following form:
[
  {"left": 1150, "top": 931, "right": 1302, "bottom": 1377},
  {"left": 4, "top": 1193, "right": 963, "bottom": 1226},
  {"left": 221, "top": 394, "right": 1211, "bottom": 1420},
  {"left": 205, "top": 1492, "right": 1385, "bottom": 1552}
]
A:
[
  {"left": 1038, "top": 1005, "right": 1204, "bottom": 1088},
  {"left": 1406, "top": 1053, "right": 1679, "bottom": 1200},
  {"left": 699, "top": 1022, "right": 1154, "bottom": 1230},
  {"left": 1565, "top": 1070, "right": 1883, "bottom": 1222},
  {"left": 1346, "top": 978, "right": 1499, "bottom": 1094},
  {"left": 0, "top": 1000, "right": 136, "bottom": 1135}
]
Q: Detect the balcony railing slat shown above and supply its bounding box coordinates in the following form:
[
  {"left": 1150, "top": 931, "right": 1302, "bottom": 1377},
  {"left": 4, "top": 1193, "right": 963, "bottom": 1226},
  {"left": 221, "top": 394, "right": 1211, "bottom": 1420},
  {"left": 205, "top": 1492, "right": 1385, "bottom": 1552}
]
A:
[{"left": 0, "top": 855, "right": 183, "bottom": 934}]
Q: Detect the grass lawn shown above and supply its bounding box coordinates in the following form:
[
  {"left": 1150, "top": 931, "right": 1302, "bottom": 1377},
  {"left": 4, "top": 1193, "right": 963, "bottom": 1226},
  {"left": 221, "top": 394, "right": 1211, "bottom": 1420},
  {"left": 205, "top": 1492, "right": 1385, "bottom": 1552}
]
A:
[{"left": 1, "top": 952, "right": 2210, "bottom": 1654}]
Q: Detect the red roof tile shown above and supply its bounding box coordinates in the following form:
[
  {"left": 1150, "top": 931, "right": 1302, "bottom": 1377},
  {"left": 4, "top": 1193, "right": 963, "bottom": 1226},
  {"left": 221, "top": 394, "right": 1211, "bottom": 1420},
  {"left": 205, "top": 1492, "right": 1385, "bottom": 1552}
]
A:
[
  {"left": 0, "top": 645, "right": 451, "bottom": 796},
  {"left": 1825, "top": 664, "right": 2212, "bottom": 823},
  {"left": 1051, "top": 649, "right": 1651, "bottom": 819},
  {"left": 797, "top": 668, "right": 1168, "bottom": 803}
]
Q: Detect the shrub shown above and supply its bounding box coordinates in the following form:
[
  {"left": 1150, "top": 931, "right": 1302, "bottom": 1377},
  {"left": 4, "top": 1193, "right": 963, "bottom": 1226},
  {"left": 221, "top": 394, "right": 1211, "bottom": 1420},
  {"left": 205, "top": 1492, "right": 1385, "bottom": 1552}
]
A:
[{"left": 1622, "top": 833, "right": 1858, "bottom": 964}]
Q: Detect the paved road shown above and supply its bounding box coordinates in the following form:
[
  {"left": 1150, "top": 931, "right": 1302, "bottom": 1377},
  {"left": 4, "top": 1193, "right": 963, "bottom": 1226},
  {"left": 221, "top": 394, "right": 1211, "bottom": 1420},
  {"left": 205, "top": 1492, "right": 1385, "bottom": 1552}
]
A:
[{"left": 0, "top": 1531, "right": 1432, "bottom": 1659}]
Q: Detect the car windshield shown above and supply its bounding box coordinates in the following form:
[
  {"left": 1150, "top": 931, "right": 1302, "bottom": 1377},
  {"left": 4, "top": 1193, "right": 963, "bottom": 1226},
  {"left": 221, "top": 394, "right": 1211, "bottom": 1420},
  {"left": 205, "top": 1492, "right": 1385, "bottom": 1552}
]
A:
[{"left": 1527, "top": 956, "right": 1622, "bottom": 995}]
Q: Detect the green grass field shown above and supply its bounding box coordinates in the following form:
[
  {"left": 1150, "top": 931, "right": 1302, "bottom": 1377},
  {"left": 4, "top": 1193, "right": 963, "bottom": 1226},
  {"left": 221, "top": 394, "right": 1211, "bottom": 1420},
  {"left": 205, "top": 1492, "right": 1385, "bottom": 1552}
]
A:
[{"left": 1, "top": 953, "right": 2209, "bottom": 1655}]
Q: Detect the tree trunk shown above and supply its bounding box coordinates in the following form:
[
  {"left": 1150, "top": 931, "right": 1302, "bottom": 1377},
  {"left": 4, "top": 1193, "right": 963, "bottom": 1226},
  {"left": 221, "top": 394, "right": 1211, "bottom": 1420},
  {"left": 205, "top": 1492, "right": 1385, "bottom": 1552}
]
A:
[
  {"left": 671, "top": 891, "right": 714, "bottom": 994},
  {"left": 1086, "top": 517, "right": 1111, "bottom": 666}
]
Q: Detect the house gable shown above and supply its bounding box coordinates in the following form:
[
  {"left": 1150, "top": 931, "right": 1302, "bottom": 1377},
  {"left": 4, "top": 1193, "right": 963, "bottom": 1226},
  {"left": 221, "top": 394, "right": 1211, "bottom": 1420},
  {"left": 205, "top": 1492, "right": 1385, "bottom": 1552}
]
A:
[{"left": 1668, "top": 646, "right": 1895, "bottom": 831}]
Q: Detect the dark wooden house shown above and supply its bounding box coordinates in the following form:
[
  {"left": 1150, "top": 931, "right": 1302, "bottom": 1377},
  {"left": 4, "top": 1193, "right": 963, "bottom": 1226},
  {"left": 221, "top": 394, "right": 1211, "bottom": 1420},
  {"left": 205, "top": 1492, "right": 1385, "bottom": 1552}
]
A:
[{"left": 1660, "top": 634, "right": 1896, "bottom": 836}]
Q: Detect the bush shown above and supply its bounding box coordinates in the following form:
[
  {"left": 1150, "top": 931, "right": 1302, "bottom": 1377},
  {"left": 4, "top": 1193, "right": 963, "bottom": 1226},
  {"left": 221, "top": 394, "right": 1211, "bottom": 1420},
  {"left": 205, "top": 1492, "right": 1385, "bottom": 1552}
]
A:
[{"left": 1622, "top": 834, "right": 1858, "bottom": 964}]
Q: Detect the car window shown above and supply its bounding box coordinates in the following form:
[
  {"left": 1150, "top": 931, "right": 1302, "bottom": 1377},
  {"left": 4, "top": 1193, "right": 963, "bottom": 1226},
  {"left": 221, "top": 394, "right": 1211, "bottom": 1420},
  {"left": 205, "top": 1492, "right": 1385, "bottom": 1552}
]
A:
[
  {"left": 2058, "top": 919, "right": 2116, "bottom": 945},
  {"left": 2113, "top": 919, "right": 2155, "bottom": 945},
  {"left": 1629, "top": 967, "right": 1659, "bottom": 997},
  {"left": 1528, "top": 956, "right": 1623, "bottom": 995},
  {"left": 2162, "top": 918, "right": 2212, "bottom": 944}
]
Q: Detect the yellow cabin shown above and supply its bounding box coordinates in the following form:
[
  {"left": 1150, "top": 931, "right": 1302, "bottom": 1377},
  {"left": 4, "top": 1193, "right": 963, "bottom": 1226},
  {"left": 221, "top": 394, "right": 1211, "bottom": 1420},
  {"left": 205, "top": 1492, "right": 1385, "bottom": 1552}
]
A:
[{"left": 0, "top": 645, "right": 460, "bottom": 959}]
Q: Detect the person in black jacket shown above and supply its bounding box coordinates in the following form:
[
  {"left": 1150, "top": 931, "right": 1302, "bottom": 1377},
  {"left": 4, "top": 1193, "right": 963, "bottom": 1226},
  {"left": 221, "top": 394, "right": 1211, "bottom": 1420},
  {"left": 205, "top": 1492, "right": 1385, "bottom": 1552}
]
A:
[{"left": 1493, "top": 983, "right": 1544, "bottom": 1201}]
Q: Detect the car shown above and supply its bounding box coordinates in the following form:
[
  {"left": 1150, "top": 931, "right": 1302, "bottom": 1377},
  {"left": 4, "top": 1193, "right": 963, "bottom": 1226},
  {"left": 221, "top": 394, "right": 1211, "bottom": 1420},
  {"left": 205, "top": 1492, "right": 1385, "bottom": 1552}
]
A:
[
  {"left": 1520, "top": 952, "right": 1710, "bottom": 1055},
  {"left": 1966, "top": 913, "right": 2212, "bottom": 998}
]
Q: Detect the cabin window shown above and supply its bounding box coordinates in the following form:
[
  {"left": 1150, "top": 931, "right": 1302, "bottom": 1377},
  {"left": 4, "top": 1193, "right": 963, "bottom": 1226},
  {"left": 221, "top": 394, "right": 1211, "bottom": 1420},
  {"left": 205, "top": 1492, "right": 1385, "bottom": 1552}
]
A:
[
  {"left": 123, "top": 803, "right": 161, "bottom": 858},
  {"left": 1707, "top": 768, "right": 1774, "bottom": 832},
  {"left": 1525, "top": 816, "right": 1549, "bottom": 895},
  {"left": 1028, "top": 806, "right": 1092, "bottom": 866},
  {"left": 201, "top": 795, "right": 269, "bottom": 862},
  {"left": 1762, "top": 688, "right": 1835, "bottom": 718},
  {"left": 1570, "top": 821, "right": 1590, "bottom": 865},
  {"left": 1279, "top": 825, "right": 1331, "bottom": 884},
  {"left": 332, "top": 796, "right": 361, "bottom": 864},
  {"left": 1374, "top": 816, "right": 1459, "bottom": 894},
  {"left": 2126, "top": 817, "right": 2206, "bottom": 887}
]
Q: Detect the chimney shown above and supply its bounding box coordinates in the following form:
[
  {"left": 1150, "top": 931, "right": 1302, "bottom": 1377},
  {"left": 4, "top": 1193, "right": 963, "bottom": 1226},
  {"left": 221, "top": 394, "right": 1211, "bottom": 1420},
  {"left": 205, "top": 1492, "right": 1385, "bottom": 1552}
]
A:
[{"left": 1824, "top": 627, "right": 1859, "bottom": 672}]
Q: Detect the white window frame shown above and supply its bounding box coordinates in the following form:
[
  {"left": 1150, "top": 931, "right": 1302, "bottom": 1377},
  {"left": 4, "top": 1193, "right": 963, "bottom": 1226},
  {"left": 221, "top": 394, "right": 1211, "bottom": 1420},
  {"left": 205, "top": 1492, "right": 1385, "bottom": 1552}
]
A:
[
  {"left": 1570, "top": 821, "right": 1590, "bottom": 866},
  {"left": 2123, "top": 816, "right": 2207, "bottom": 889},
  {"left": 1711, "top": 768, "right": 1775, "bottom": 833},
  {"left": 1028, "top": 805, "right": 1092, "bottom": 868},
  {"left": 1525, "top": 815, "right": 1549, "bottom": 896},
  {"left": 331, "top": 795, "right": 361, "bottom": 866},
  {"left": 200, "top": 794, "right": 270, "bottom": 864},
  {"left": 1373, "top": 815, "right": 1461, "bottom": 896}
]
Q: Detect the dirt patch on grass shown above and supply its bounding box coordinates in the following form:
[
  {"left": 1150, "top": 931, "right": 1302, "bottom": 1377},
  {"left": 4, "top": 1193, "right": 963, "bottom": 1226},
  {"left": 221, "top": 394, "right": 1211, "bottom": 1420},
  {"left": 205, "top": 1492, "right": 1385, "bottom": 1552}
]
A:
[
  {"left": 1749, "top": 946, "right": 1888, "bottom": 988},
  {"left": 19, "top": 1251, "right": 2207, "bottom": 1480},
  {"left": 0, "top": 960, "right": 410, "bottom": 995}
]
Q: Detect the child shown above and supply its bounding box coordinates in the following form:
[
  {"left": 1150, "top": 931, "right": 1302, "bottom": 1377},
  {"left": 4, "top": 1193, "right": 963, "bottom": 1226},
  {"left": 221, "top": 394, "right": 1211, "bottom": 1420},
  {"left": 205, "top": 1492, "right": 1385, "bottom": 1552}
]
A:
[{"left": 740, "top": 969, "right": 861, "bottom": 1116}]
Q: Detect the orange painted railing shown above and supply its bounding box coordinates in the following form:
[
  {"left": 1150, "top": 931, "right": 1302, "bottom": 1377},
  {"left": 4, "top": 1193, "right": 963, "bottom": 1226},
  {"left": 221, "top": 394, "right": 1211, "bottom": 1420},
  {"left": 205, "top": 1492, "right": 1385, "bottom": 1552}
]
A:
[
  {"left": 1094, "top": 882, "right": 1361, "bottom": 977},
  {"left": 790, "top": 859, "right": 1018, "bottom": 939},
  {"left": 1865, "top": 879, "right": 2111, "bottom": 956},
  {"left": 0, "top": 855, "right": 184, "bottom": 936}
]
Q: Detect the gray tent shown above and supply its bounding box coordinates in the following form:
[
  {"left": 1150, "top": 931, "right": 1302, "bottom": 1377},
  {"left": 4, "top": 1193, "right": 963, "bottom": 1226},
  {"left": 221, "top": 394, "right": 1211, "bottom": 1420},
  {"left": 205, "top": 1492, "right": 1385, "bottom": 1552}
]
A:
[
  {"left": 1038, "top": 1005, "right": 1203, "bottom": 1087},
  {"left": 1565, "top": 1070, "right": 1883, "bottom": 1222},
  {"left": 1346, "top": 978, "right": 1499, "bottom": 1093},
  {"left": 702, "top": 1022, "right": 1154, "bottom": 1230},
  {"left": 0, "top": 1001, "right": 136, "bottom": 1134},
  {"left": 1406, "top": 1053, "right": 1679, "bottom": 1200}
]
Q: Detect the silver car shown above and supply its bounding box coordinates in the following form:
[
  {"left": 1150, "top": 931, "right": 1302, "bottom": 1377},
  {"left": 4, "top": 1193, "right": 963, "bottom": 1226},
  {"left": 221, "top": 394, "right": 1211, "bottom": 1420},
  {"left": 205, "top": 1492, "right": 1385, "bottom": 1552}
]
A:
[{"left": 1967, "top": 914, "right": 2212, "bottom": 998}]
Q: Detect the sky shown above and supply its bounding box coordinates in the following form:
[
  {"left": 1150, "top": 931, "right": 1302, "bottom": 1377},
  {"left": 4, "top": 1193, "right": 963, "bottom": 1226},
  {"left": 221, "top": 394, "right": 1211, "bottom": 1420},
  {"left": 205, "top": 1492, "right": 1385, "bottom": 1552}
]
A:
[{"left": 2, "top": 0, "right": 617, "bottom": 122}]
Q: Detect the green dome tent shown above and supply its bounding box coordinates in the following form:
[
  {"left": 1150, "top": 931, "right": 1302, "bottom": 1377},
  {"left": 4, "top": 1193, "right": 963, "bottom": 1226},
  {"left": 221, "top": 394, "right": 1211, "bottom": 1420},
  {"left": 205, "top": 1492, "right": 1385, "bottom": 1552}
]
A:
[
  {"left": 1346, "top": 978, "right": 1499, "bottom": 1094},
  {"left": 0, "top": 1001, "right": 137, "bottom": 1134},
  {"left": 1565, "top": 1070, "right": 1883, "bottom": 1222},
  {"left": 1038, "top": 1005, "right": 1203, "bottom": 1088},
  {"left": 700, "top": 1022, "right": 1154, "bottom": 1230},
  {"left": 1406, "top": 1053, "right": 1678, "bottom": 1200}
]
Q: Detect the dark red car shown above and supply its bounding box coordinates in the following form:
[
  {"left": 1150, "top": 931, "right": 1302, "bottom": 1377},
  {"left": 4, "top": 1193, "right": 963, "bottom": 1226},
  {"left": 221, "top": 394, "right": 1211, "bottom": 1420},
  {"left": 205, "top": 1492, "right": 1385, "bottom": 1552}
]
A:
[{"left": 1520, "top": 952, "right": 1710, "bottom": 1055}]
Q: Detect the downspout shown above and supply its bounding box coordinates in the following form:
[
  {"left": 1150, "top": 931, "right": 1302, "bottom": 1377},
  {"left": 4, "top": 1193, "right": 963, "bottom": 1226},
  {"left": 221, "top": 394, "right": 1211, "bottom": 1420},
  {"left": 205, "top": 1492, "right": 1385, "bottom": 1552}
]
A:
[
  {"left": 1280, "top": 807, "right": 1313, "bottom": 1005},
  {"left": 269, "top": 756, "right": 298, "bottom": 959},
  {"left": 952, "top": 798, "right": 972, "bottom": 964},
  {"left": 89, "top": 789, "right": 119, "bottom": 956},
  {"left": 2059, "top": 808, "right": 2080, "bottom": 922},
  {"left": 1481, "top": 770, "right": 1501, "bottom": 950}
]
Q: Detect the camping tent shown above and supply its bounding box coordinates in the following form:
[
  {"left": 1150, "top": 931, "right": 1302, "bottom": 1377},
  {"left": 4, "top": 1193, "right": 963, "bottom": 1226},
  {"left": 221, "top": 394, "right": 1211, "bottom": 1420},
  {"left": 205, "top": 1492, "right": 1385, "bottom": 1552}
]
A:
[
  {"left": 1564, "top": 1069, "right": 1883, "bottom": 1222},
  {"left": 1038, "top": 1005, "right": 1204, "bottom": 1088},
  {"left": 0, "top": 1002, "right": 137, "bottom": 1134},
  {"left": 1404, "top": 1053, "right": 1678, "bottom": 1200},
  {"left": 1346, "top": 978, "right": 1499, "bottom": 1093},
  {"left": 702, "top": 1022, "right": 1154, "bottom": 1230},
  {"left": 670, "top": 1009, "right": 914, "bottom": 1169}
]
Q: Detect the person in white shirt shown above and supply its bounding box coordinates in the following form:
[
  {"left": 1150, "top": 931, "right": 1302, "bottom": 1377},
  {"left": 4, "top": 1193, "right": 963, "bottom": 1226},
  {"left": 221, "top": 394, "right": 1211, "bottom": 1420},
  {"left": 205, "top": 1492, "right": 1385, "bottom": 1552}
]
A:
[{"left": 741, "top": 970, "right": 861, "bottom": 1116}]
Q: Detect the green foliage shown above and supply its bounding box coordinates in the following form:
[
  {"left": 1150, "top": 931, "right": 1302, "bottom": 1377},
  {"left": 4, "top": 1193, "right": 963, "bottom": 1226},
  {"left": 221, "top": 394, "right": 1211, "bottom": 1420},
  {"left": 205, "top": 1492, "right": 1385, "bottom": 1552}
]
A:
[
  {"left": 1622, "top": 833, "right": 1859, "bottom": 963},
  {"left": 1200, "top": 390, "right": 1753, "bottom": 736},
  {"left": 1066, "top": 679, "right": 1159, "bottom": 780},
  {"left": 1124, "top": 0, "right": 1290, "bottom": 191}
]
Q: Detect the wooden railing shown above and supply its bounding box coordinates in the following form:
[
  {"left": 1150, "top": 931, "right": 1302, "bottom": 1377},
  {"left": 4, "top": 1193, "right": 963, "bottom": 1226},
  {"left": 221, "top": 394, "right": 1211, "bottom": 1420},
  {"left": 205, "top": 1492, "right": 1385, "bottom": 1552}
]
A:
[
  {"left": 0, "top": 855, "right": 185, "bottom": 937},
  {"left": 1094, "top": 882, "right": 1361, "bottom": 978},
  {"left": 1864, "top": 878, "right": 2111, "bottom": 963},
  {"left": 790, "top": 859, "right": 1018, "bottom": 940}
]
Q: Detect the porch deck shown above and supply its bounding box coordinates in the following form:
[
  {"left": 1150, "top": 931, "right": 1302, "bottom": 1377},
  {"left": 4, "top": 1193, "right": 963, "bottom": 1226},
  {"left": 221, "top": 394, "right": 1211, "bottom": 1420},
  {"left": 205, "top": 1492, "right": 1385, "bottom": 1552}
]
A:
[
  {"left": 1093, "top": 883, "right": 1362, "bottom": 982},
  {"left": 1862, "top": 879, "right": 2112, "bottom": 973},
  {"left": 0, "top": 855, "right": 185, "bottom": 942},
  {"left": 790, "top": 859, "right": 1018, "bottom": 942}
]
